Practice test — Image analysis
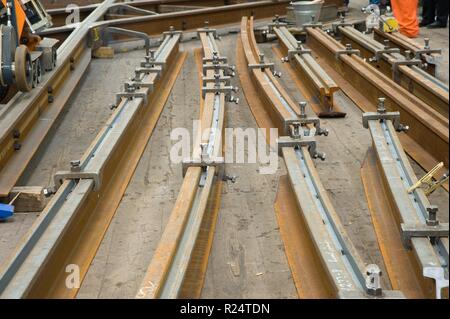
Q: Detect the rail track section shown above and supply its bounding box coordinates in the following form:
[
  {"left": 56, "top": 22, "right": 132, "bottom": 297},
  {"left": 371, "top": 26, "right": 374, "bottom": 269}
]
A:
[
  {"left": 270, "top": 23, "right": 345, "bottom": 118},
  {"left": 0, "top": 29, "right": 185, "bottom": 298},
  {"left": 136, "top": 25, "right": 236, "bottom": 299},
  {"left": 336, "top": 24, "right": 448, "bottom": 117},
  {"left": 373, "top": 28, "right": 441, "bottom": 76},
  {"left": 42, "top": 0, "right": 291, "bottom": 42},
  {"left": 238, "top": 16, "right": 403, "bottom": 299},
  {"left": 303, "top": 24, "right": 448, "bottom": 184},
  {"left": 361, "top": 101, "right": 449, "bottom": 299}
]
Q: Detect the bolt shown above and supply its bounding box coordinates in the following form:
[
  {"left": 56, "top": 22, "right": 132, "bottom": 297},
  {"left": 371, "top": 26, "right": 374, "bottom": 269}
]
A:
[
  {"left": 340, "top": 13, "right": 345, "bottom": 23},
  {"left": 43, "top": 187, "right": 56, "bottom": 198},
  {"left": 299, "top": 102, "right": 308, "bottom": 118},
  {"left": 224, "top": 175, "right": 237, "bottom": 183},
  {"left": 314, "top": 151, "right": 326, "bottom": 161},
  {"left": 365, "top": 264, "right": 383, "bottom": 297},
  {"left": 317, "top": 127, "right": 329, "bottom": 137},
  {"left": 377, "top": 98, "right": 386, "bottom": 114},
  {"left": 13, "top": 141, "right": 21, "bottom": 151},
  {"left": 274, "top": 14, "right": 279, "bottom": 22},
  {"left": 311, "top": 15, "right": 315, "bottom": 23},
  {"left": 259, "top": 53, "right": 265, "bottom": 64},
  {"left": 70, "top": 160, "right": 81, "bottom": 168},
  {"left": 383, "top": 39, "right": 390, "bottom": 50},
  {"left": 297, "top": 41, "right": 303, "bottom": 50},
  {"left": 273, "top": 71, "right": 282, "bottom": 78},
  {"left": 345, "top": 43, "right": 353, "bottom": 51},
  {"left": 404, "top": 50, "right": 412, "bottom": 60},
  {"left": 426, "top": 206, "right": 439, "bottom": 226},
  {"left": 396, "top": 124, "right": 409, "bottom": 133},
  {"left": 12, "top": 129, "right": 20, "bottom": 139},
  {"left": 204, "top": 20, "right": 209, "bottom": 29},
  {"left": 424, "top": 38, "right": 430, "bottom": 50}
]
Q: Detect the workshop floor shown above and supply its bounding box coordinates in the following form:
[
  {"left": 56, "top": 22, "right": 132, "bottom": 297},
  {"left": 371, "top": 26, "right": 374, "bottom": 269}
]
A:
[{"left": 0, "top": 2, "right": 448, "bottom": 298}]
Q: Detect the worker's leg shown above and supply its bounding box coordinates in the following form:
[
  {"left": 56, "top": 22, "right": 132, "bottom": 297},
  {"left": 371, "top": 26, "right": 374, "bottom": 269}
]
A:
[
  {"left": 390, "top": 0, "right": 420, "bottom": 37},
  {"left": 435, "top": 0, "right": 448, "bottom": 26},
  {"left": 420, "top": 0, "right": 436, "bottom": 26}
]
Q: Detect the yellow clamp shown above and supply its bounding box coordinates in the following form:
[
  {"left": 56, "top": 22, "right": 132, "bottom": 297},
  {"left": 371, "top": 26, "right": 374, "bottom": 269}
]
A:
[{"left": 407, "top": 162, "right": 449, "bottom": 195}]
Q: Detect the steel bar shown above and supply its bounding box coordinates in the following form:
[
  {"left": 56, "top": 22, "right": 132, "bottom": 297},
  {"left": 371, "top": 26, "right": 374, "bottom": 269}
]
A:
[
  {"left": 362, "top": 112, "right": 449, "bottom": 299},
  {"left": 238, "top": 16, "right": 403, "bottom": 299},
  {"left": 305, "top": 26, "right": 449, "bottom": 177},
  {"left": 339, "top": 26, "right": 448, "bottom": 118},
  {"left": 136, "top": 27, "right": 227, "bottom": 299},
  {"left": 0, "top": 31, "right": 184, "bottom": 298},
  {"left": 273, "top": 25, "right": 345, "bottom": 117}
]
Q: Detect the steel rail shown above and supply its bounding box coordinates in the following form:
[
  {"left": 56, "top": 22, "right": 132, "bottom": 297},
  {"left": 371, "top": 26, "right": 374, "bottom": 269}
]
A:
[
  {"left": 304, "top": 26, "right": 449, "bottom": 180},
  {"left": 0, "top": 31, "right": 184, "bottom": 298},
  {"left": 136, "top": 27, "right": 227, "bottom": 299},
  {"left": 273, "top": 25, "right": 345, "bottom": 117},
  {"left": 0, "top": 0, "right": 119, "bottom": 198},
  {"left": 238, "top": 16, "right": 403, "bottom": 299},
  {"left": 338, "top": 26, "right": 448, "bottom": 118},
  {"left": 373, "top": 28, "right": 440, "bottom": 76},
  {"left": 361, "top": 110, "right": 449, "bottom": 299},
  {"left": 41, "top": 0, "right": 291, "bottom": 43}
]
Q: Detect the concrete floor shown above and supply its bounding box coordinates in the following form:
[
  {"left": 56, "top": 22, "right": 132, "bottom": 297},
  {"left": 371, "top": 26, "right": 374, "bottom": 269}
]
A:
[{"left": 0, "top": 2, "right": 448, "bottom": 298}]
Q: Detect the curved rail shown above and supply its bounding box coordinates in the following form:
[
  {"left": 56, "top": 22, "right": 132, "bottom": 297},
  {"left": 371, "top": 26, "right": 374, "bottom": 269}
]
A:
[
  {"left": 136, "top": 26, "right": 230, "bottom": 299},
  {"left": 0, "top": 30, "right": 185, "bottom": 298},
  {"left": 238, "top": 16, "right": 403, "bottom": 299}
]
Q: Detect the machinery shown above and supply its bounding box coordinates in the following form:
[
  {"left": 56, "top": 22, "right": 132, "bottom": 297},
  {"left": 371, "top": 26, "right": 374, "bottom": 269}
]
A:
[{"left": 0, "top": 0, "right": 57, "bottom": 98}]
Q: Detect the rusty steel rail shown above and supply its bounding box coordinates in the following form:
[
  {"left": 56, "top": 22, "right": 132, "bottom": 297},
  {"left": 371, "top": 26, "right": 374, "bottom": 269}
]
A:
[
  {"left": 136, "top": 26, "right": 230, "bottom": 299},
  {"left": 41, "top": 0, "right": 291, "bottom": 42},
  {"left": 272, "top": 24, "right": 345, "bottom": 118},
  {"left": 238, "top": 16, "right": 403, "bottom": 299},
  {"left": 0, "top": 30, "right": 184, "bottom": 299},
  {"left": 338, "top": 26, "right": 448, "bottom": 118},
  {"left": 361, "top": 106, "right": 449, "bottom": 299},
  {"left": 305, "top": 26, "right": 449, "bottom": 179},
  {"left": 373, "top": 28, "right": 441, "bottom": 76}
]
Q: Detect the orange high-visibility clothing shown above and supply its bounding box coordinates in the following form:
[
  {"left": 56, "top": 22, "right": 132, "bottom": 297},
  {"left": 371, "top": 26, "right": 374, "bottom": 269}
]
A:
[
  {"left": 1, "top": 0, "right": 26, "bottom": 37},
  {"left": 390, "top": 0, "right": 420, "bottom": 38}
]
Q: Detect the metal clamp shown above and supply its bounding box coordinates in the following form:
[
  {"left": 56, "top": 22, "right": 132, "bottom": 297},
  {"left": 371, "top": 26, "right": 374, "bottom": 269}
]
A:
[
  {"left": 115, "top": 82, "right": 148, "bottom": 106},
  {"left": 132, "top": 67, "right": 161, "bottom": 82},
  {"left": 182, "top": 157, "right": 225, "bottom": 178},
  {"left": 285, "top": 102, "right": 329, "bottom": 137},
  {"left": 362, "top": 98, "right": 409, "bottom": 132},
  {"left": 140, "top": 50, "right": 165, "bottom": 68},
  {"left": 369, "top": 40, "right": 401, "bottom": 62},
  {"left": 407, "top": 162, "right": 449, "bottom": 195},
  {"left": 197, "top": 21, "right": 219, "bottom": 39},
  {"left": 332, "top": 15, "right": 355, "bottom": 35},
  {"left": 282, "top": 41, "right": 312, "bottom": 62},
  {"left": 365, "top": 264, "right": 383, "bottom": 297},
  {"left": 202, "top": 64, "right": 236, "bottom": 77},
  {"left": 277, "top": 135, "right": 325, "bottom": 160},
  {"left": 163, "top": 26, "right": 183, "bottom": 38},
  {"left": 54, "top": 160, "right": 102, "bottom": 191},
  {"left": 302, "top": 15, "right": 323, "bottom": 30},
  {"left": 335, "top": 43, "right": 361, "bottom": 60},
  {"left": 248, "top": 53, "right": 281, "bottom": 77},
  {"left": 203, "top": 51, "right": 228, "bottom": 64},
  {"left": 268, "top": 15, "right": 288, "bottom": 34},
  {"left": 401, "top": 217, "right": 449, "bottom": 250},
  {"left": 414, "top": 38, "right": 442, "bottom": 59}
]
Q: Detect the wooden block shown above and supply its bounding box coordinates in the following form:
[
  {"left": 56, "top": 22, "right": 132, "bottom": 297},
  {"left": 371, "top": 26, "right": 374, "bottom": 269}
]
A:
[
  {"left": 93, "top": 46, "right": 115, "bottom": 59},
  {"left": 9, "top": 186, "right": 47, "bottom": 213}
]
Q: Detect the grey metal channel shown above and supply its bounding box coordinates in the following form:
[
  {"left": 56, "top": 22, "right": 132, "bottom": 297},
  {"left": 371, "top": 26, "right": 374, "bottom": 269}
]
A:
[
  {"left": 294, "top": 147, "right": 366, "bottom": 290},
  {"left": 377, "top": 120, "right": 448, "bottom": 270}
]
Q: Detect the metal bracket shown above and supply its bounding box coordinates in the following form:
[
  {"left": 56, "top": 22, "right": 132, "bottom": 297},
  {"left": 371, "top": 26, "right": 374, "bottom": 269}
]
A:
[
  {"left": 401, "top": 222, "right": 449, "bottom": 249},
  {"left": 203, "top": 51, "right": 228, "bottom": 64},
  {"left": 282, "top": 41, "right": 312, "bottom": 62},
  {"left": 414, "top": 38, "right": 442, "bottom": 59},
  {"left": 197, "top": 22, "right": 219, "bottom": 39},
  {"left": 182, "top": 157, "right": 225, "bottom": 178},
  {"left": 133, "top": 66, "right": 161, "bottom": 81},
  {"left": 54, "top": 160, "right": 101, "bottom": 191},
  {"left": 268, "top": 15, "right": 288, "bottom": 34},
  {"left": 335, "top": 44, "right": 361, "bottom": 60},
  {"left": 362, "top": 98, "right": 409, "bottom": 133},
  {"left": 302, "top": 16, "right": 323, "bottom": 30},
  {"left": 248, "top": 53, "right": 281, "bottom": 77},
  {"left": 277, "top": 135, "right": 325, "bottom": 160},
  {"left": 202, "top": 64, "right": 236, "bottom": 77},
  {"left": 285, "top": 102, "right": 329, "bottom": 137},
  {"left": 392, "top": 56, "right": 422, "bottom": 82},
  {"left": 163, "top": 26, "right": 183, "bottom": 38},
  {"left": 115, "top": 82, "right": 148, "bottom": 106},
  {"left": 332, "top": 15, "right": 355, "bottom": 35},
  {"left": 202, "top": 75, "right": 231, "bottom": 87}
]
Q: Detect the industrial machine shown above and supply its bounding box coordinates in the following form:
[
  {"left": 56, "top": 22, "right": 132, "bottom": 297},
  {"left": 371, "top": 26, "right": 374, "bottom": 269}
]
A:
[{"left": 0, "top": 0, "right": 57, "bottom": 99}]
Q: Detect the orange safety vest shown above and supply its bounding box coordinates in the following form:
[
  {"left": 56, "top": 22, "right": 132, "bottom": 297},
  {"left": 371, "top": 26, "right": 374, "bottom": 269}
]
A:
[{"left": 390, "top": 0, "right": 420, "bottom": 38}]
